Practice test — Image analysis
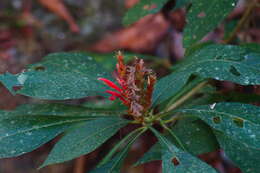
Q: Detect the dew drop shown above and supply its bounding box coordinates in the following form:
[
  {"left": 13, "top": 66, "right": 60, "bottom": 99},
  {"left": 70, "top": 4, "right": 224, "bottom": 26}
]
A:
[
  {"left": 26, "top": 132, "right": 32, "bottom": 136},
  {"left": 244, "top": 77, "right": 250, "bottom": 85},
  {"left": 17, "top": 73, "right": 28, "bottom": 85},
  {"left": 210, "top": 103, "right": 216, "bottom": 109},
  {"left": 250, "top": 134, "right": 255, "bottom": 138}
]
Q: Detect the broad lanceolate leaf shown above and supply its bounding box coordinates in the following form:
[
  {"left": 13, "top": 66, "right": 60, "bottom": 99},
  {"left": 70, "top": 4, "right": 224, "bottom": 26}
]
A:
[
  {"left": 91, "top": 128, "right": 146, "bottom": 173},
  {"left": 183, "top": 0, "right": 237, "bottom": 47},
  {"left": 153, "top": 44, "right": 260, "bottom": 105},
  {"left": 123, "top": 0, "right": 169, "bottom": 26},
  {"left": 41, "top": 117, "right": 129, "bottom": 168},
  {"left": 215, "top": 131, "right": 260, "bottom": 173},
  {"left": 176, "top": 103, "right": 260, "bottom": 149},
  {"left": 0, "top": 103, "right": 105, "bottom": 158},
  {"left": 150, "top": 127, "right": 217, "bottom": 173},
  {"left": 0, "top": 52, "right": 112, "bottom": 100}
]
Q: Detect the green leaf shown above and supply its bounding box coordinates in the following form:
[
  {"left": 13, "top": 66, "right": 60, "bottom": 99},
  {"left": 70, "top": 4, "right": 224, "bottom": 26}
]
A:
[
  {"left": 123, "top": 0, "right": 169, "bottom": 26},
  {"left": 153, "top": 44, "right": 260, "bottom": 105},
  {"left": 0, "top": 104, "right": 102, "bottom": 158},
  {"left": 152, "top": 71, "right": 191, "bottom": 105},
  {"left": 176, "top": 102, "right": 260, "bottom": 149},
  {"left": 90, "top": 128, "right": 145, "bottom": 173},
  {"left": 12, "top": 103, "right": 124, "bottom": 117},
  {"left": 183, "top": 0, "right": 237, "bottom": 47},
  {"left": 171, "top": 117, "right": 219, "bottom": 155},
  {"left": 150, "top": 127, "right": 217, "bottom": 173},
  {"left": 215, "top": 131, "right": 260, "bottom": 173},
  {"left": 180, "top": 44, "right": 260, "bottom": 85},
  {"left": 134, "top": 143, "right": 161, "bottom": 166},
  {"left": 0, "top": 52, "right": 112, "bottom": 100},
  {"left": 41, "top": 117, "right": 129, "bottom": 168}
]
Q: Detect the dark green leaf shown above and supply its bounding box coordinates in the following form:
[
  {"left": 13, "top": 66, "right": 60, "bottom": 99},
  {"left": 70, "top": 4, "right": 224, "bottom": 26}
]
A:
[
  {"left": 179, "top": 44, "right": 260, "bottom": 85},
  {"left": 13, "top": 103, "right": 124, "bottom": 117},
  {"left": 154, "top": 44, "right": 260, "bottom": 105},
  {"left": 123, "top": 0, "right": 168, "bottom": 26},
  {"left": 150, "top": 127, "right": 217, "bottom": 173},
  {"left": 215, "top": 131, "right": 260, "bottom": 173},
  {"left": 183, "top": 0, "right": 237, "bottom": 47},
  {"left": 0, "top": 52, "right": 112, "bottom": 100},
  {"left": 41, "top": 117, "right": 129, "bottom": 168},
  {"left": 152, "top": 71, "right": 191, "bottom": 105},
  {"left": 171, "top": 117, "right": 219, "bottom": 155},
  {"left": 176, "top": 103, "right": 260, "bottom": 149},
  {"left": 0, "top": 104, "right": 102, "bottom": 158}
]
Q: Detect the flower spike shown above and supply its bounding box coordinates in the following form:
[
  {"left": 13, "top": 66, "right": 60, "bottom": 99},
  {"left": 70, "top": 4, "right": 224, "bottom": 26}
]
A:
[{"left": 98, "top": 52, "right": 156, "bottom": 119}]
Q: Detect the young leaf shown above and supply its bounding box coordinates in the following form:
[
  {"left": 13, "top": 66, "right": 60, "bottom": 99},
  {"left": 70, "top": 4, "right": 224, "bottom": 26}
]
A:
[
  {"left": 150, "top": 127, "right": 217, "bottom": 173},
  {"left": 91, "top": 128, "right": 146, "bottom": 173},
  {"left": 123, "top": 0, "right": 169, "bottom": 26},
  {"left": 0, "top": 52, "right": 112, "bottom": 100},
  {"left": 176, "top": 103, "right": 260, "bottom": 149},
  {"left": 215, "top": 131, "right": 260, "bottom": 173},
  {"left": 183, "top": 0, "right": 237, "bottom": 47},
  {"left": 41, "top": 117, "right": 129, "bottom": 168},
  {"left": 0, "top": 103, "right": 102, "bottom": 158}
]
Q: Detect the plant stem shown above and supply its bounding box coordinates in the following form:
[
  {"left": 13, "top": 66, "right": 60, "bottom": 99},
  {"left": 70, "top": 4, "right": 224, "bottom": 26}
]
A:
[
  {"left": 223, "top": 0, "right": 257, "bottom": 44},
  {"left": 166, "top": 81, "right": 208, "bottom": 112},
  {"left": 165, "top": 77, "right": 205, "bottom": 111}
]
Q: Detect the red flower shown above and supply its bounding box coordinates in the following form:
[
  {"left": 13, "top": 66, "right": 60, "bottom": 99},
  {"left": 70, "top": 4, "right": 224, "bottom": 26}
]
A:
[
  {"left": 98, "top": 78, "right": 128, "bottom": 105},
  {"left": 98, "top": 52, "right": 156, "bottom": 118}
]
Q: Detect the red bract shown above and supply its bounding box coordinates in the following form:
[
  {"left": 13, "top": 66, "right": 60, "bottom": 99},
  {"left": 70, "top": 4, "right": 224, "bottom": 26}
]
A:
[{"left": 98, "top": 52, "right": 156, "bottom": 119}]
